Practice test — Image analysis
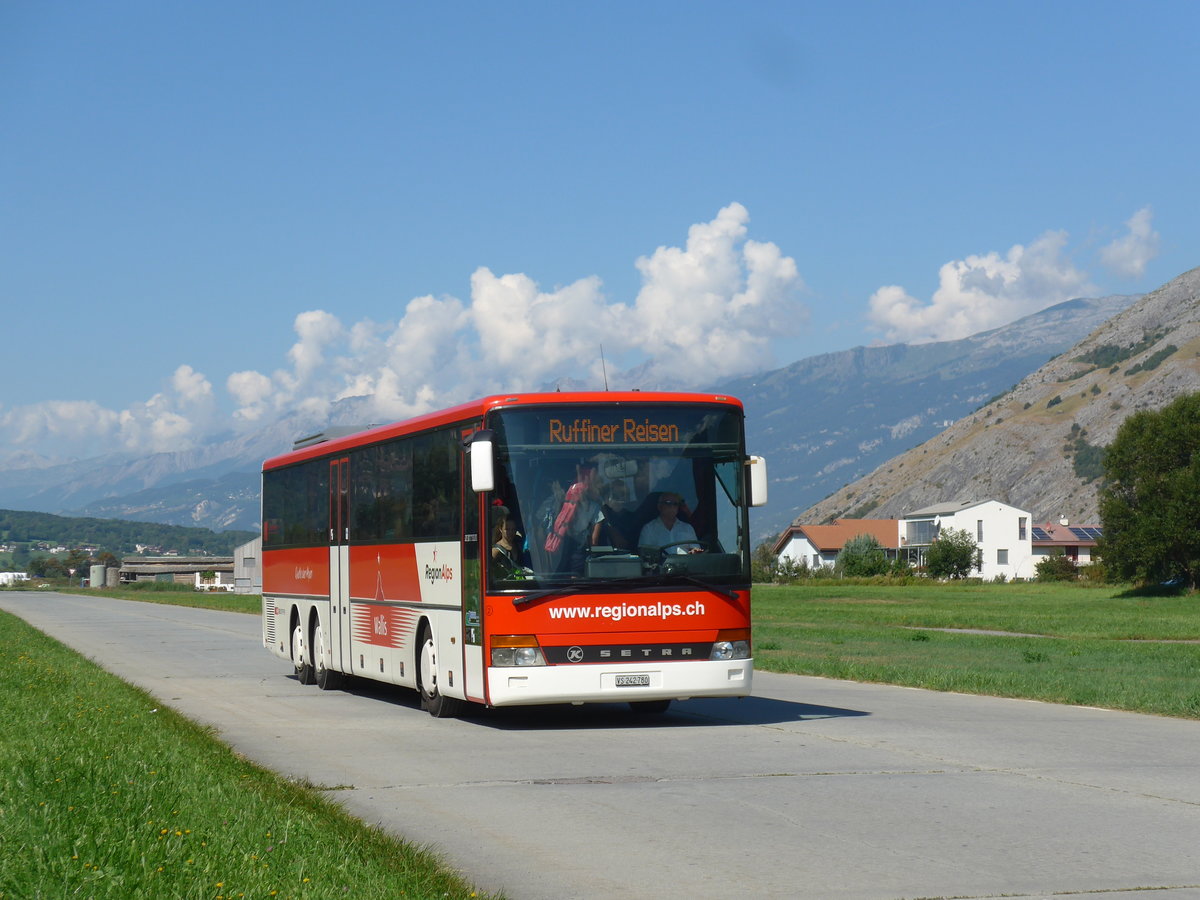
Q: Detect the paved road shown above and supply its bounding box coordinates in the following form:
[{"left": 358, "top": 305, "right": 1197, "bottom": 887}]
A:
[{"left": 4, "top": 592, "right": 1200, "bottom": 900}]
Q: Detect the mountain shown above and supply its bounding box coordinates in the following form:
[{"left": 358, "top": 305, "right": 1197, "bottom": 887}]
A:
[
  {"left": 0, "top": 292, "right": 1143, "bottom": 536},
  {"left": 73, "top": 470, "right": 262, "bottom": 532},
  {"left": 796, "top": 266, "right": 1200, "bottom": 530},
  {"left": 0, "top": 415, "right": 313, "bottom": 533},
  {"left": 725, "top": 293, "right": 1141, "bottom": 541}
]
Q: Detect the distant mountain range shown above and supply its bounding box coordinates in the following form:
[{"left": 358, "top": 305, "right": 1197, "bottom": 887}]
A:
[
  {"left": 0, "top": 508, "right": 255, "bottom": 557},
  {"left": 797, "top": 265, "right": 1200, "bottom": 531},
  {"left": 0, "top": 285, "right": 1164, "bottom": 540},
  {"left": 725, "top": 292, "right": 1141, "bottom": 541}
]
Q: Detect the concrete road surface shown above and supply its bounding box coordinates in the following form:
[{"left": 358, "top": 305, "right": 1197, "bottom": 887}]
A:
[{"left": 4, "top": 592, "right": 1200, "bottom": 900}]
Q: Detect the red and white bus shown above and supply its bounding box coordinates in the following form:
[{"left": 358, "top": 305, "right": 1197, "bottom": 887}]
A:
[{"left": 261, "top": 391, "right": 767, "bottom": 717}]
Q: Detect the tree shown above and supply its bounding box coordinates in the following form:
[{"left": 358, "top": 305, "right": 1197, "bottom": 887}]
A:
[
  {"left": 751, "top": 541, "right": 779, "bottom": 583},
  {"left": 28, "top": 555, "right": 66, "bottom": 578},
  {"left": 836, "top": 533, "right": 889, "bottom": 577},
  {"left": 1098, "top": 392, "right": 1200, "bottom": 588},
  {"left": 924, "top": 527, "right": 978, "bottom": 579}
]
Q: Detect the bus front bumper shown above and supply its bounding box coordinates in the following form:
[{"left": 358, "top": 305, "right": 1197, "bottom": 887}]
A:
[{"left": 485, "top": 658, "right": 752, "bottom": 707}]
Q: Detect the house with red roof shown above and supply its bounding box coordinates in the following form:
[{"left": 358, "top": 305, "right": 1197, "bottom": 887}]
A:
[
  {"left": 773, "top": 518, "right": 900, "bottom": 570},
  {"left": 774, "top": 503, "right": 1102, "bottom": 579},
  {"left": 1032, "top": 520, "right": 1102, "bottom": 565}
]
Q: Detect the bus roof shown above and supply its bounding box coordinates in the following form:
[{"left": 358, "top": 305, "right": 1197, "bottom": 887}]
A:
[{"left": 262, "top": 390, "right": 745, "bottom": 470}]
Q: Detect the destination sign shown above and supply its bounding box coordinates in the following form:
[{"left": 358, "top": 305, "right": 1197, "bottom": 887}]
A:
[{"left": 548, "top": 418, "right": 681, "bottom": 444}]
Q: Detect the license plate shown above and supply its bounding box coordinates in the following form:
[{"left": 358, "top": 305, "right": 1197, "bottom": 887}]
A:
[{"left": 615, "top": 674, "right": 651, "bottom": 687}]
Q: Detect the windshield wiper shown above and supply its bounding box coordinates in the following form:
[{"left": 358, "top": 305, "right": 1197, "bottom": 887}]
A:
[
  {"left": 511, "top": 580, "right": 620, "bottom": 607},
  {"left": 662, "top": 572, "right": 739, "bottom": 601}
]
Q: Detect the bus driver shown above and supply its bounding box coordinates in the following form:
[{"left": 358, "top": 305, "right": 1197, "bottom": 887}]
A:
[{"left": 638, "top": 492, "right": 702, "bottom": 554}]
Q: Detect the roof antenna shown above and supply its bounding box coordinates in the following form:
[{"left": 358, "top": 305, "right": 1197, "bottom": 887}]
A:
[{"left": 600, "top": 344, "right": 610, "bottom": 390}]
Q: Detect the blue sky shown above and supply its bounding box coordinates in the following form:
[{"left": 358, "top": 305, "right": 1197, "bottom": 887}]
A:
[{"left": 2, "top": 1, "right": 1197, "bottom": 460}]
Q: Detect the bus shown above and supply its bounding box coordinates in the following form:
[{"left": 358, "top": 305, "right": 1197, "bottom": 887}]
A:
[{"left": 260, "top": 391, "right": 767, "bottom": 717}]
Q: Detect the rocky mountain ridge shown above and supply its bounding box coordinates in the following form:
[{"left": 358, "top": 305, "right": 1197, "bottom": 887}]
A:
[
  {"left": 797, "top": 265, "right": 1200, "bottom": 529},
  {"left": 726, "top": 293, "right": 1140, "bottom": 539}
]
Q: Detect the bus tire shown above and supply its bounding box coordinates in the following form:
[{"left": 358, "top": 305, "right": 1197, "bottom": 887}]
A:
[
  {"left": 292, "top": 620, "right": 315, "bottom": 685},
  {"left": 417, "top": 623, "right": 464, "bottom": 718},
  {"left": 313, "top": 618, "right": 342, "bottom": 691},
  {"left": 629, "top": 699, "right": 671, "bottom": 714}
]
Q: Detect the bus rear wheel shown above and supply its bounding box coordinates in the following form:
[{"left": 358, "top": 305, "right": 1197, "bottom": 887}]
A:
[
  {"left": 417, "top": 625, "right": 464, "bottom": 718},
  {"left": 313, "top": 619, "right": 342, "bottom": 691},
  {"left": 292, "top": 621, "right": 315, "bottom": 685}
]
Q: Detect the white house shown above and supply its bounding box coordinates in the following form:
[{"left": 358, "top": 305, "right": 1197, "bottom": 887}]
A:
[
  {"left": 773, "top": 519, "right": 900, "bottom": 570},
  {"left": 899, "top": 500, "right": 1034, "bottom": 580}
]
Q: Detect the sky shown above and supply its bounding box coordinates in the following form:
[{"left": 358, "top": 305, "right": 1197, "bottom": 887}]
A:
[{"left": 2, "top": 1, "right": 1197, "bottom": 461}]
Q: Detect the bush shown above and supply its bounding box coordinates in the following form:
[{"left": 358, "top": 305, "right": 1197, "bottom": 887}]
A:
[
  {"left": 836, "top": 534, "right": 889, "bottom": 577},
  {"left": 775, "top": 555, "right": 811, "bottom": 583},
  {"left": 123, "top": 580, "right": 197, "bottom": 593},
  {"left": 1035, "top": 553, "right": 1079, "bottom": 582}
]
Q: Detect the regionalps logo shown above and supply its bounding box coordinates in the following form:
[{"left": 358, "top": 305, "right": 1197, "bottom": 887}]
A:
[
  {"left": 294, "top": 566, "right": 314, "bottom": 580},
  {"left": 424, "top": 563, "right": 454, "bottom": 585}
]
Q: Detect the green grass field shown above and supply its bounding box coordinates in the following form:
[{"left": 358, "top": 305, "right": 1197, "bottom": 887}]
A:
[
  {"left": 752, "top": 581, "right": 1200, "bottom": 718},
  {"left": 0, "top": 608, "right": 500, "bottom": 900}
]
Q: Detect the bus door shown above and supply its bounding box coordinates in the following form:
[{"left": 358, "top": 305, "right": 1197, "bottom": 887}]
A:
[
  {"left": 462, "top": 438, "right": 486, "bottom": 702},
  {"left": 328, "top": 457, "right": 350, "bottom": 674}
]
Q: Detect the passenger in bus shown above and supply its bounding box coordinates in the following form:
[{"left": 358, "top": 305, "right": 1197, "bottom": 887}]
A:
[
  {"left": 543, "top": 463, "right": 601, "bottom": 572},
  {"left": 491, "top": 509, "right": 529, "bottom": 578},
  {"left": 638, "top": 492, "right": 702, "bottom": 554},
  {"left": 591, "top": 478, "right": 638, "bottom": 549}
]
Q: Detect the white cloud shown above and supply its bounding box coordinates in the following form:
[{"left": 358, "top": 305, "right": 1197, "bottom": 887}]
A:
[
  {"left": 117, "top": 403, "right": 195, "bottom": 453},
  {"left": 4, "top": 205, "right": 806, "bottom": 458},
  {"left": 1100, "top": 206, "right": 1159, "bottom": 278},
  {"left": 222, "top": 203, "right": 807, "bottom": 424},
  {"left": 0, "top": 366, "right": 221, "bottom": 457},
  {"left": 287, "top": 310, "right": 343, "bottom": 381},
  {"left": 227, "top": 370, "right": 274, "bottom": 422},
  {"left": 0, "top": 401, "right": 121, "bottom": 447},
  {"left": 171, "top": 364, "right": 213, "bottom": 405},
  {"left": 630, "top": 203, "right": 804, "bottom": 383},
  {"left": 115, "top": 374, "right": 213, "bottom": 453},
  {"left": 470, "top": 269, "right": 621, "bottom": 388},
  {"left": 867, "top": 230, "right": 1094, "bottom": 344}
]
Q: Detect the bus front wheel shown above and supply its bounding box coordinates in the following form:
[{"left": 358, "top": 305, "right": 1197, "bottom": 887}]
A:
[
  {"left": 292, "top": 621, "right": 315, "bottom": 685},
  {"left": 417, "top": 625, "right": 463, "bottom": 718}
]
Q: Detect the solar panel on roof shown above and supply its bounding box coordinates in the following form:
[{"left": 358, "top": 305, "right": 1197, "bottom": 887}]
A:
[{"left": 1031, "top": 527, "right": 1051, "bottom": 541}]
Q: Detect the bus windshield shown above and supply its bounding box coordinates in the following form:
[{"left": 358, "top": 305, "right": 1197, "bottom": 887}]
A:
[{"left": 485, "top": 404, "right": 750, "bottom": 590}]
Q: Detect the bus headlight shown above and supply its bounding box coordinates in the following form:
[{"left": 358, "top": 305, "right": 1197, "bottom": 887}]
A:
[
  {"left": 710, "top": 629, "right": 751, "bottom": 660},
  {"left": 491, "top": 635, "right": 547, "bottom": 667}
]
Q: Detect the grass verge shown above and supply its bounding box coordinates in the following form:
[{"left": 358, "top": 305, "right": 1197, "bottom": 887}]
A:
[
  {"left": 753, "top": 582, "right": 1200, "bottom": 718},
  {"left": 0, "top": 610, "right": 500, "bottom": 900}
]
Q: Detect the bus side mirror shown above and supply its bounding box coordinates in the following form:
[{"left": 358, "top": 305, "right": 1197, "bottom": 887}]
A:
[
  {"left": 747, "top": 455, "right": 768, "bottom": 507},
  {"left": 468, "top": 431, "right": 495, "bottom": 493}
]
